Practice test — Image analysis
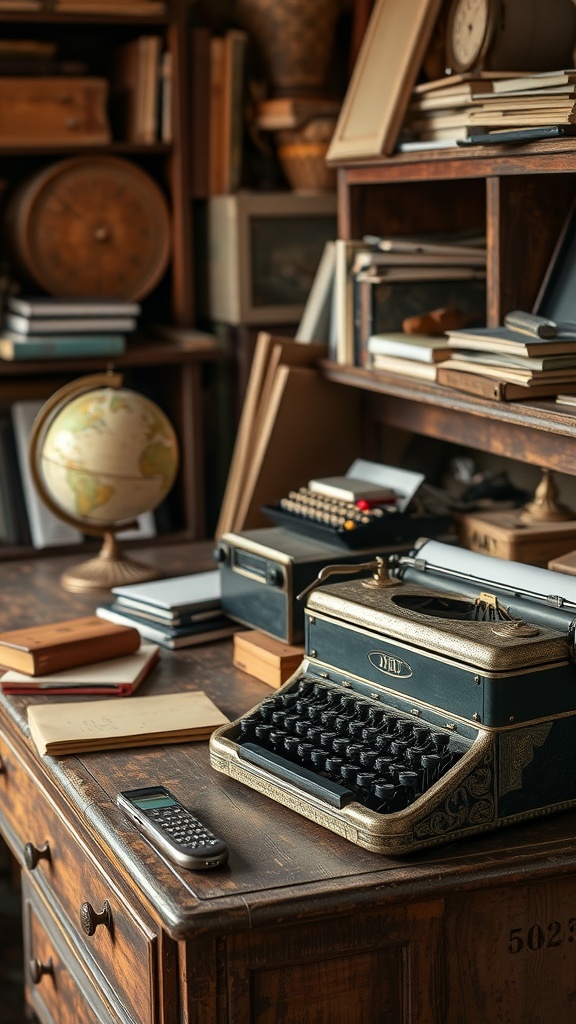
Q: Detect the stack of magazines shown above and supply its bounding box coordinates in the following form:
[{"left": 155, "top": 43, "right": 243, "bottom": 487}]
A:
[{"left": 96, "top": 570, "right": 238, "bottom": 649}]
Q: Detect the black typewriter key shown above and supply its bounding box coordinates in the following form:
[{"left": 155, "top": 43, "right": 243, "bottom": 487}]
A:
[
  {"left": 271, "top": 709, "right": 287, "bottom": 727},
  {"left": 356, "top": 771, "right": 376, "bottom": 792},
  {"left": 432, "top": 733, "right": 450, "bottom": 754},
  {"left": 421, "top": 753, "right": 441, "bottom": 788},
  {"left": 310, "top": 749, "right": 328, "bottom": 771},
  {"left": 297, "top": 741, "right": 314, "bottom": 764},
  {"left": 306, "top": 703, "right": 325, "bottom": 722},
  {"left": 405, "top": 748, "right": 423, "bottom": 768},
  {"left": 283, "top": 714, "right": 298, "bottom": 734},
  {"left": 325, "top": 756, "right": 344, "bottom": 776},
  {"left": 352, "top": 700, "right": 370, "bottom": 721},
  {"left": 359, "top": 750, "right": 378, "bottom": 770},
  {"left": 239, "top": 715, "right": 259, "bottom": 740},
  {"left": 255, "top": 723, "right": 274, "bottom": 743},
  {"left": 396, "top": 720, "right": 414, "bottom": 738},
  {"left": 340, "top": 763, "right": 359, "bottom": 785},
  {"left": 269, "top": 730, "right": 285, "bottom": 750},
  {"left": 390, "top": 739, "right": 410, "bottom": 757},
  {"left": 320, "top": 709, "right": 338, "bottom": 729},
  {"left": 362, "top": 725, "right": 380, "bottom": 745},
  {"left": 335, "top": 716, "right": 352, "bottom": 736},
  {"left": 346, "top": 743, "right": 364, "bottom": 764},
  {"left": 283, "top": 735, "right": 300, "bottom": 757},
  {"left": 295, "top": 719, "right": 310, "bottom": 738},
  {"left": 307, "top": 725, "right": 324, "bottom": 746},
  {"left": 382, "top": 716, "right": 398, "bottom": 735},
  {"left": 348, "top": 721, "right": 365, "bottom": 740},
  {"left": 297, "top": 679, "right": 316, "bottom": 697},
  {"left": 332, "top": 736, "right": 349, "bottom": 757},
  {"left": 373, "top": 781, "right": 395, "bottom": 805},
  {"left": 413, "top": 727, "right": 431, "bottom": 746},
  {"left": 320, "top": 730, "right": 337, "bottom": 749},
  {"left": 398, "top": 771, "right": 419, "bottom": 803},
  {"left": 374, "top": 755, "right": 395, "bottom": 775}
]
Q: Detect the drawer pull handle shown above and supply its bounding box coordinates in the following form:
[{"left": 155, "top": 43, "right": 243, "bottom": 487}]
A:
[
  {"left": 24, "top": 841, "right": 51, "bottom": 871},
  {"left": 29, "top": 957, "right": 53, "bottom": 985},
  {"left": 80, "top": 899, "right": 111, "bottom": 936}
]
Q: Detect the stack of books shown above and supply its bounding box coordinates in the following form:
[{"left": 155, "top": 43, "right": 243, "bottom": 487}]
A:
[
  {"left": 436, "top": 322, "right": 576, "bottom": 401},
  {"left": 365, "top": 331, "right": 453, "bottom": 381},
  {"left": 0, "top": 296, "right": 141, "bottom": 361},
  {"left": 96, "top": 570, "right": 239, "bottom": 649},
  {"left": 400, "top": 70, "right": 576, "bottom": 148},
  {"left": 0, "top": 615, "right": 159, "bottom": 695}
]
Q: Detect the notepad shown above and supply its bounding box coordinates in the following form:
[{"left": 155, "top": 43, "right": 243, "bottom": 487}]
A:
[
  {"left": 1, "top": 643, "right": 159, "bottom": 696},
  {"left": 27, "top": 690, "right": 230, "bottom": 756}
]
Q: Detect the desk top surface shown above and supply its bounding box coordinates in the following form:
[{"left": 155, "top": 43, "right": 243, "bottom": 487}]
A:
[{"left": 2, "top": 542, "right": 576, "bottom": 939}]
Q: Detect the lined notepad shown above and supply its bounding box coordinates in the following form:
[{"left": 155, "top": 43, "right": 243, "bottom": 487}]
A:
[{"left": 27, "top": 690, "right": 229, "bottom": 756}]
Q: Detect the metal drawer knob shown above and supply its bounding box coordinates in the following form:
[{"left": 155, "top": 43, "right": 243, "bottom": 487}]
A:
[
  {"left": 29, "top": 957, "right": 53, "bottom": 984},
  {"left": 80, "top": 899, "right": 111, "bottom": 936},
  {"left": 24, "top": 841, "right": 51, "bottom": 871}
]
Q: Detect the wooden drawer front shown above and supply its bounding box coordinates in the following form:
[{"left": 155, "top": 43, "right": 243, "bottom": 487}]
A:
[
  {"left": 216, "top": 901, "right": 445, "bottom": 1024},
  {"left": 0, "top": 732, "right": 157, "bottom": 1024},
  {"left": 23, "top": 875, "right": 123, "bottom": 1024}
]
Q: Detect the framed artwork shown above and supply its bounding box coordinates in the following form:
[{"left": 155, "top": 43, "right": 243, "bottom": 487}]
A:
[
  {"left": 207, "top": 192, "right": 337, "bottom": 325},
  {"left": 326, "top": 0, "right": 444, "bottom": 162},
  {"left": 534, "top": 199, "right": 576, "bottom": 324}
]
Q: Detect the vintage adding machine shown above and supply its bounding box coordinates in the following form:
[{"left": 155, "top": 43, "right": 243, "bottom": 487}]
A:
[{"left": 210, "top": 538, "right": 576, "bottom": 856}]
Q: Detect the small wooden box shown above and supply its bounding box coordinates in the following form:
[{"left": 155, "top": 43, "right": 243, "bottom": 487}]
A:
[
  {"left": 457, "top": 508, "right": 576, "bottom": 566},
  {"left": 0, "top": 77, "right": 110, "bottom": 145},
  {"left": 233, "top": 630, "right": 304, "bottom": 689}
]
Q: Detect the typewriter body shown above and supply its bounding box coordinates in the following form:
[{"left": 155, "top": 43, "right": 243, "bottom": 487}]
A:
[{"left": 210, "top": 539, "right": 576, "bottom": 855}]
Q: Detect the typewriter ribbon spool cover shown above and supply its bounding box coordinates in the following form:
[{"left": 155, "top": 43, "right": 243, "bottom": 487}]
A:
[{"left": 210, "top": 539, "right": 576, "bottom": 856}]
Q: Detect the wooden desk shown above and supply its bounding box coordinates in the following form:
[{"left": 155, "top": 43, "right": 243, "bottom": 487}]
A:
[{"left": 2, "top": 543, "right": 576, "bottom": 1024}]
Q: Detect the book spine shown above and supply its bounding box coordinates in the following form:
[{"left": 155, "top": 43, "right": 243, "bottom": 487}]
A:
[{"left": 0, "top": 336, "right": 126, "bottom": 360}]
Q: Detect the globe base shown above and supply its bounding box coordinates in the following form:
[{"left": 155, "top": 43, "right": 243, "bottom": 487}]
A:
[{"left": 60, "top": 530, "right": 163, "bottom": 593}]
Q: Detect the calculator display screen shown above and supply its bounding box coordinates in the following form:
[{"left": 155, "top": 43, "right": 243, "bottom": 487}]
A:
[{"left": 131, "top": 792, "right": 177, "bottom": 811}]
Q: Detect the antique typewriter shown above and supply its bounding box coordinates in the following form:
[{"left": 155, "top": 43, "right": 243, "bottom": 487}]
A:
[{"left": 210, "top": 538, "right": 576, "bottom": 855}]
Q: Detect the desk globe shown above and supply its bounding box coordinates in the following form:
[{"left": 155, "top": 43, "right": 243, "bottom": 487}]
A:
[{"left": 29, "top": 372, "right": 179, "bottom": 593}]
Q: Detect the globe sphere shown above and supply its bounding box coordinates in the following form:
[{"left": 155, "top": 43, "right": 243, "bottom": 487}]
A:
[{"left": 38, "top": 386, "right": 179, "bottom": 529}]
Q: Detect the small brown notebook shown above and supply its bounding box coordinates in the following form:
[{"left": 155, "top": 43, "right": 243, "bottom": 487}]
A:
[
  {"left": 0, "top": 616, "right": 140, "bottom": 676},
  {"left": 27, "top": 690, "right": 230, "bottom": 756}
]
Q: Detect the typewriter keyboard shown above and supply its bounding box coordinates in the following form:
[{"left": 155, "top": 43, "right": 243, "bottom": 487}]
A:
[
  {"left": 237, "top": 675, "right": 466, "bottom": 812},
  {"left": 263, "top": 487, "right": 397, "bottom": 548}
]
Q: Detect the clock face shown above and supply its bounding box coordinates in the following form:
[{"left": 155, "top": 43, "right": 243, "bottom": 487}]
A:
[
  {"left": 446, "top": 0, "right": 495, "bottom": 73},
  {"left": 9, "top": 156, "right": 171, "bottom": 300}
]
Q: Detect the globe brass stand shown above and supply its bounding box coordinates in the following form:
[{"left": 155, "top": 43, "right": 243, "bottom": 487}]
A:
[{"left": 28, "top": 372, "right": 179, "bottom": 594}]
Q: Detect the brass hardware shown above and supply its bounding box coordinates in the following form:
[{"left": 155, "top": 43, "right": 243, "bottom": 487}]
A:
[
  {"left": 520, "top": 468, "right": 574, "bottom": 523},
  {"left": 310, "top": 649, "right": 317, "bottom": 658},
  {"left": 29, "top": 958, "right": 53, "bottom": 984},
  {"left": 297, "top": 556, "right": 398, "bottom": 603},
  {"left": 80, "top": 899, "right": 112, "bottom": 936},
  {"left": 509, "top": 716, "right": 515, "bottom": 723},
  {"left": 361, "top": 556, "right": 401, "bottom": 591},
  {"left": 24, "top": 841, "right": 51, "bottom": 871},
  {"left": 473, "top": 713, "right": 480, "bottom": 722}
]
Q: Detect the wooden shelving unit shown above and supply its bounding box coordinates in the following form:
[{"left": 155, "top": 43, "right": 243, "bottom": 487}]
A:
[
  {"left": 330, "top": 140, "right": 576, "bottom": 476},
  {"left": 0, "top": 1, "right": 225, "bottom": 557}
]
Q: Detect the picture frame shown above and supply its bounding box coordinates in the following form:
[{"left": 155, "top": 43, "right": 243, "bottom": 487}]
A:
[
  {"left": 207, "top": 191, "right": 337, "bottom": 325},
  {"left": 326, "top": 0, "right": 444, "bottom": 163},
  {"left": 534, "top": 199, "right": 576, "bottom": 324}
]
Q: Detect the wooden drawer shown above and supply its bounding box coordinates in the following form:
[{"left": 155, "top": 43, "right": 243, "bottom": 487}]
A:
[
  {"left": 0, "top": 732, "right": 158, "bottom": 1024},
  {"left": 23, "top": 874, "right": 123, "bottom": 1024}
]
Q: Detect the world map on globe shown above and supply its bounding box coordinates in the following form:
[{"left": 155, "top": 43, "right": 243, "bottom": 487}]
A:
[{"left": 39, "top": 386, "right": 179, "bottom": 528}]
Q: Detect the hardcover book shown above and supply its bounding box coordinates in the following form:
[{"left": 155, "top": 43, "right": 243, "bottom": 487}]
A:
[
  {"left": 0, "top": 616, "right": 140, "bottom": 675},
  {"left": 27, "top": 689, "right": 230, "bottom": 756},
  {"left": 1, "top": 641, "right": 159, "bottom": 695}
]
